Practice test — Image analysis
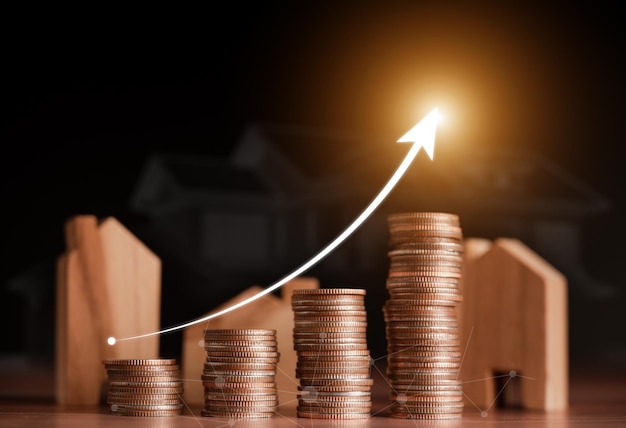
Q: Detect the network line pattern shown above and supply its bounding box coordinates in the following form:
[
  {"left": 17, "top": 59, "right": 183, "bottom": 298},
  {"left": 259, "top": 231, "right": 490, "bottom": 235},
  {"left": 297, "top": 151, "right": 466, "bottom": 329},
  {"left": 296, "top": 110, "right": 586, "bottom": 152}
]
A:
[
  {"left": 105, "top": 319, "right": 534, "bottom": 424},
  {"left": 101, "top": 108, "right": 535, "bottom": 422}
]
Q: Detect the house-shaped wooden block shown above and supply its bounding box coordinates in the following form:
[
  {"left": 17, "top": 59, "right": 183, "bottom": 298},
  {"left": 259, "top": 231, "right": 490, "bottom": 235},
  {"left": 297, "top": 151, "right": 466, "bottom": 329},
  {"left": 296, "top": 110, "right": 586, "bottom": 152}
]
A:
[
  {"left": 55, "top": 215, "right": 161, "bottom": 405},
  {"left": 181, "top": 277, "right": 319, "bottom": 411},
  {"left": 459, "top": 238, "right": 568, "bottom": 411}
]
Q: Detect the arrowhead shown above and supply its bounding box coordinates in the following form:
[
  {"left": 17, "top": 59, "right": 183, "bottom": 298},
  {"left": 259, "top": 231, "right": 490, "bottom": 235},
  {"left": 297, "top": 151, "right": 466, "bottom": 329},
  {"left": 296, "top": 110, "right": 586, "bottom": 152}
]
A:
[{"left": 396, "top": 108, "right": 439, "bottom": 160}]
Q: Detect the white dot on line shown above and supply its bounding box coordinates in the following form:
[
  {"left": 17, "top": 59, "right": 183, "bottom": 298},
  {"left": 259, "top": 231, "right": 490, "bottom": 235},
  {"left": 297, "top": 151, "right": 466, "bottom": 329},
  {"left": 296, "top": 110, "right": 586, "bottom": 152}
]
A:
[
  {"left": 481, "top": 411, "right": 488, "bottom": 418},
  {"left": 509, "top": 370, "right": 517, "bottom": 378},
  {"left": 107, "top": 337, "right": 116, "bottom": 346}
]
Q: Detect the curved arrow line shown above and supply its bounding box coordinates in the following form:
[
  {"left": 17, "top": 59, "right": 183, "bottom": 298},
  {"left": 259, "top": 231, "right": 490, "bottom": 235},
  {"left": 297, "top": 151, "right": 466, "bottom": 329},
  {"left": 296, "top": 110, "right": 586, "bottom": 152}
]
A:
[{"left": 110, "top": 108, "right": 439, "bottom": 345}]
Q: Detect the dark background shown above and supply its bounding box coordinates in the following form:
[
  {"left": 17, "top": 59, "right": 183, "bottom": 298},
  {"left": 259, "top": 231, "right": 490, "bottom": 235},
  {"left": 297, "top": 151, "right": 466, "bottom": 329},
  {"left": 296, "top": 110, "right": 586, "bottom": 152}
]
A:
[{"left": 1, "top": 3, "right": 624, "bottom": 370}]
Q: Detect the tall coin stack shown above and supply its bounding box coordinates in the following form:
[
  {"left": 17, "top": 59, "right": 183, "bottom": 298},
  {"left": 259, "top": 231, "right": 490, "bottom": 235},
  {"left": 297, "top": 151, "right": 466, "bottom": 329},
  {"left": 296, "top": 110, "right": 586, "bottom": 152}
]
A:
[
  {"left": 102, "top": 358, "right": 184, "bottom": 416},
  {"left": 202, "top": 328, "right": 279, "bottom": 419},
  {"left": 383, "top": 212, "right": 464, "bottom": 420},
  {"left": 292, "top": 288, "right": 373, "bottom": 420}
]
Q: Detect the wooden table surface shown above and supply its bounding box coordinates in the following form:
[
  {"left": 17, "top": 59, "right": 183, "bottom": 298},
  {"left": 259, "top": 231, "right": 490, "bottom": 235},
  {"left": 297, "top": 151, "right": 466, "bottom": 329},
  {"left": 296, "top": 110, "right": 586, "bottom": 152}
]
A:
[{"left": 1, "top": 362, "right": 625, "bottom": 427}]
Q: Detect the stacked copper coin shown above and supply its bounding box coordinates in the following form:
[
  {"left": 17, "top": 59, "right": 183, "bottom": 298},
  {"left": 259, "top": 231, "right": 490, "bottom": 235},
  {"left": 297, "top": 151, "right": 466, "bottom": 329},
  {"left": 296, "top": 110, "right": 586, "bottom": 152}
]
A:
[
  {"left": 202, "top": 328, "right": 279, "bottom": 419},
  {"left": 102, "top": 358, "right": 184, "bottom": 416},
  {"left": 292, "top": 288, "right": 372, "bottom": 419},
  {"left": 383, "top": 212, "right": 464, "bottom": 420}
]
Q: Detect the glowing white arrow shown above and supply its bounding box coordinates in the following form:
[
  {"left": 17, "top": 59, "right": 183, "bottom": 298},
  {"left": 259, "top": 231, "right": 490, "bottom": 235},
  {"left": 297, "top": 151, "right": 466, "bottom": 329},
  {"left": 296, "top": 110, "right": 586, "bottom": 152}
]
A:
[{"left": 108, "top": 107, "right": 440, "bottom": 345}]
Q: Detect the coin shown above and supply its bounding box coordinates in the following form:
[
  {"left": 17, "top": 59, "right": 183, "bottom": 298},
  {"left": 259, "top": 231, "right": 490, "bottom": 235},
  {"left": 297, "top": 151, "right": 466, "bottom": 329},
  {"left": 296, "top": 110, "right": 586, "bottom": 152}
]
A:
[
  {"left": 201, "top": 329, "right": 279, "bottom": 419},
  {"left": 296, "top": 411, "right": 370, "bottom": 419},
  {"left": 102, "top": 358, "right": 184, "bottom": 417},
  {"left": 103, "top": 358, "right": 177, "bottom": 366},
  {"left": 204, "top": 328, "right": 276, "bottom": 336},
  {"left": 292, "top": 288, "right": 373, "bottom": 418},
  {"left": 292, "top": 288, "right": 367, "bottom": 296},
  {"left": 383, "top": 212, "right": 466, "bottom": 420},
  {"left": 200, "top": 410, "right": 275, "bottom": 418}
]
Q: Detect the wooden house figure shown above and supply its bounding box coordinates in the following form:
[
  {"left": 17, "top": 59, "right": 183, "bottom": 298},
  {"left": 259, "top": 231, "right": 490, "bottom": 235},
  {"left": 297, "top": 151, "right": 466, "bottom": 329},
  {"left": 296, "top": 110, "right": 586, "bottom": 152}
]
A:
[
  {"left": 459, "top": 238, "right": 568, "bottom": 411},
  {"left": 181, "top": 277, "right": 319, "bottom": 411},
  {"left": 56, "top": 215, "right": 161, "bottom": 405}
]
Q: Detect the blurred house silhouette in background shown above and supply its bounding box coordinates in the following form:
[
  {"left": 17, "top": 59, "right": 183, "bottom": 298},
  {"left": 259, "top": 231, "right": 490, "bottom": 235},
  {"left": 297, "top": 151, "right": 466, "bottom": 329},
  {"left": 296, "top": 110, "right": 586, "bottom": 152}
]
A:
[
  {"left": 128, "top": 121, "right": 614, "bottom": 359},
  {"left": 2, "top": 121, "right": 619, "bottom": 385}
]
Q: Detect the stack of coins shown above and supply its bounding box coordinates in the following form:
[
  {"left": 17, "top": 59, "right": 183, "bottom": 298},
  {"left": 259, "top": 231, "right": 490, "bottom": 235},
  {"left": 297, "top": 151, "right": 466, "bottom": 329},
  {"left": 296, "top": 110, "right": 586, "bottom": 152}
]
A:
[
  {"left": 383, "top": 212, "right": 464, "bottom": 420},
  {"left": 292, "top": 288, "right": 373, "bottom": 420},
  {"left": 102, "top": 358, "right": 184, "bottom": 416},
  {"left": 202, "top": 329, "right": 279, "bottom": 419}
]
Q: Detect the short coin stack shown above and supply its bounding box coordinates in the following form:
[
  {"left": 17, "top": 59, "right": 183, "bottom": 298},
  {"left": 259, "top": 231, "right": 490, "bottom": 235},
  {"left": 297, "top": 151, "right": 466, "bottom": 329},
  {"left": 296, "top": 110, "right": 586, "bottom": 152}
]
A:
[
  {"left": 292, "top": 288, "right": 373, "bottom": 419},
  {"left": 102, "top": 358, "right": 184, "bottom": 416},
  {"left": 383, "top": 212, "right": 464, "bottom": 420},
  {"left": 202, "top": 328, "right": 279, "bottom": 419}
]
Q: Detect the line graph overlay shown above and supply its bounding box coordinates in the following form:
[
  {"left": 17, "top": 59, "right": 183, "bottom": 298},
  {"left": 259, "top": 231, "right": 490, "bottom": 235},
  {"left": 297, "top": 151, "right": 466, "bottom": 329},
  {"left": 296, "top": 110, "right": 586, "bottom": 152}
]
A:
[{"left": 109, "top": 108, "right": 440, "bottom": 345}]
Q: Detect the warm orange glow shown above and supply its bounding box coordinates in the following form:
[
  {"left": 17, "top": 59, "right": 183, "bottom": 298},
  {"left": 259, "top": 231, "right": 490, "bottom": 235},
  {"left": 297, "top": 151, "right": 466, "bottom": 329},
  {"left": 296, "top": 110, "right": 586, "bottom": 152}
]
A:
[{"left": 397, "top": 108, "right": 440, "bottom": 160}]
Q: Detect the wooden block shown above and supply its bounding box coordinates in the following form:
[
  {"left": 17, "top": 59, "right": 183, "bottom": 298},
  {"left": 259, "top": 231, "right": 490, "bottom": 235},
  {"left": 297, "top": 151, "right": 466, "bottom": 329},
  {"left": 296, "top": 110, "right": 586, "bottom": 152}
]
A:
[
  {"left": 181, "top": 277, "right": 319, "bottom": 410},
  {"left": 459, "top": 238, "right": 568, "bottom": 411},
  {"left": 55, "top": 215, "right": 161, "bottom": 405},
  {"left": 99, "top": 218, "right": 161, "bottom": 359},
  {"left": 55, "top": 216, "right": 110, "bottom": 405},
  {"left": 457, "top": 238, "right": 493, "bottom": 330}
]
